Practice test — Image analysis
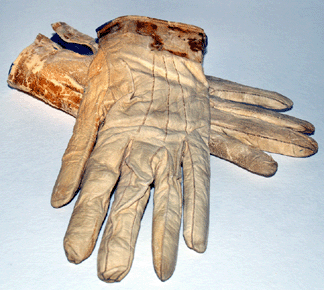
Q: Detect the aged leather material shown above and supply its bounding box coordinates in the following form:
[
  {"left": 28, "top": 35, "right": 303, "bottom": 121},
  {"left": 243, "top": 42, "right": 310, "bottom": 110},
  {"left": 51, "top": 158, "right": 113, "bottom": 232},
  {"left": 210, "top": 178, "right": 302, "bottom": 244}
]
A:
[
  {"left": 7, "top": 33, "right": 93, "bottom": 116},
  {"left": 55, "top": 16, "right": 210, "bottom": 282},
  {"left": 7, "top": 16, "right": 318, "bottom": 283}
]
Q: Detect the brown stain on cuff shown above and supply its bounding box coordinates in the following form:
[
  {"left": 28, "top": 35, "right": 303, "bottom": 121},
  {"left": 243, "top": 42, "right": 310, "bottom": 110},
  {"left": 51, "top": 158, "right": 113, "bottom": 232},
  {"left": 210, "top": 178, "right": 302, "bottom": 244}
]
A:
[
  {"left": 8, "top": 50, "right": 81, "bottom": 116},
  {"left": 97, "top": 22, "right": 121, "bottom": 39},
  {"left": 135, "top": 20, "right": 206, "bottom": 59},
  {"left": 136, "top": 21, "right": 164, "bottom": 51},
  {"left": 188, "top": 35, "right": 205, "bottom": 52},
  {"left": 97, "top": 17, "right": 207, "bottom": 61}
]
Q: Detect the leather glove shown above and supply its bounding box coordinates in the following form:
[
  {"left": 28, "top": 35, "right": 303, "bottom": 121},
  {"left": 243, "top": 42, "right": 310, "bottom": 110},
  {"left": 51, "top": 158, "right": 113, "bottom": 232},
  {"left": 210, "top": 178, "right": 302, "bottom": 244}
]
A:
[
  {"left": 56, "top": 16, "right": 210, "bottom": 282},
  {"left": 7, "top": 16, "right": 318, "bottom": 282}
]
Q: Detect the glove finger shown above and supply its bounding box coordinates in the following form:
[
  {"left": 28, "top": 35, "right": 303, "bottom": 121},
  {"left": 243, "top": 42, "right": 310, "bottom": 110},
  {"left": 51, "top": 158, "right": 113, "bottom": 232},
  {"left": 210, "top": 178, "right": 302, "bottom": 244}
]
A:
[
  {"left": 63, "top": 133, "right": 130, "bottom": 264},
  {"left": 209, "top": 130, "right": 278, "bottom": 176},
  {"left": 152, "top": 146, "right": 182, "bottom": 282},
  {"left": 97, "top": 141, "right": 157, "bottom": 282},
  {"left": 207, "top": 75, "right": 293, "bottom": 111},
  {"left": 97, "top": 187, "right": 150, "bottom": 283},
  {"left": 51, "top": 49, "right": 110, "bottom": 208},
  {"left": 210, "top": 95, "right": 315, "bottom": 134},
  {"left": 211, "top": 108, "right": 318, "bottom": 157},
  {"left": 182, "top": 133, "right": 210, "bottom": 253}
]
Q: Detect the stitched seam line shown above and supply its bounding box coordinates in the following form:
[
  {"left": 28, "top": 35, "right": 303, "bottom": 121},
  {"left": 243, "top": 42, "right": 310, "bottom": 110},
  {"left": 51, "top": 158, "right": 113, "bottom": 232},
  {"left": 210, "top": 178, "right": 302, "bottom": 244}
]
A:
[
  {"left": 138, "top": 54, "right": 156, "bottom": 132},
  {"left": 211, "top": 124, "right": 313, "bottom": 151},
  {"left": 209, "top": 88, "right": 287, "bottom": 106},
  {"left": 172, "top": 56, "right": 188, "bottom": 134},
  {"left": 162, "top": 55, "right": 170, "bottom": 142},
  {"left": 186, "top": 142, "right": 197, "bottom": 248},
  {"left": 160, "top": 170, "right": 171, "bottom": 278}
]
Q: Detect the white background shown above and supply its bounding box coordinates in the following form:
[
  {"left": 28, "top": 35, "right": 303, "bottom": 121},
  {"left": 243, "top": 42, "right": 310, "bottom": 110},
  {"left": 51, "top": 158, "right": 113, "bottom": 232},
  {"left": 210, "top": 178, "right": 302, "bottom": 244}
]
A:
[{"left": 1, "top": 1, "right": 323, "bottom": 289}]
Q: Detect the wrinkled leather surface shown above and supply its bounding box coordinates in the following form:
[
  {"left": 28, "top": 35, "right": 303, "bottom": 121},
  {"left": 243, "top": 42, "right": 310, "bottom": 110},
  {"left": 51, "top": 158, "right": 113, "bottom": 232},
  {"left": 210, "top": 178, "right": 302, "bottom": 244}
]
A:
[
  {"left": 7, "top": 15, "right": 318, "bottom": 283},
  {"left": 51, "top": 16, "right": 210, "bottom": 282}
]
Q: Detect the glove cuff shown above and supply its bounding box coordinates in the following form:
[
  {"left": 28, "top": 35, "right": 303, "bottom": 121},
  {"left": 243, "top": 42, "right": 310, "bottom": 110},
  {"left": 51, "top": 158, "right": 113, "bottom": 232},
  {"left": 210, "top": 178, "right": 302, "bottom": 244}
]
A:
[{"left": 96, "top": 15, "right": 207, "bottom": 63}]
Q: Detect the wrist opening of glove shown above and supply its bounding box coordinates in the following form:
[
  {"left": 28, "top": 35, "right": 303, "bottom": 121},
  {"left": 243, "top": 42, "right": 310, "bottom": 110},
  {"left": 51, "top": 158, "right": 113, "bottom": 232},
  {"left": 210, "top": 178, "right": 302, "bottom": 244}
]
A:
[{"left": 96, "top": 15, "right": 207, "bottom": 63}]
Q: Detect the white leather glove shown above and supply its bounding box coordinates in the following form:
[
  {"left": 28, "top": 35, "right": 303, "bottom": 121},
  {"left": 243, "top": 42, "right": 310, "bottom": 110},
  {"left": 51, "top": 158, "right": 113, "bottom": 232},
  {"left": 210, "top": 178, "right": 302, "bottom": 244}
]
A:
[
  {"left": 52, "top": 16, "right": 210, "bottom": 282},
  {"left": 7, "top": 16, "right": 318, "bottom": 283}
]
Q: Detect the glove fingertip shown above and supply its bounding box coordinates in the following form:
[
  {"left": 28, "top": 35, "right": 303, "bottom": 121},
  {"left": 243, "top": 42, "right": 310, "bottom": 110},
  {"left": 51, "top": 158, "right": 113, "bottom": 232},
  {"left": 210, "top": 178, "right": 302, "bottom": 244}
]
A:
[
  {"left": 64, "top": 241, "right": 83, "bottom": 264},
  {"left": 192, "top": 241, "right": 207, "bottom": 254},
  {"left": 97, "top": 265, "right": 129, "bottom": 283},
  {"left": 184, "top": 230, "right": 208, "bottom": 254},
  {"left": 50, "top": 194, "right": 69, "bottom": 208},
  {"left": 51, "top": 184, "right": 75, "bottom": 208},
  {"left": 251, "top": 158, "right": 278, "bottom": 177},
  {"left": 154, "top": 261, "right": 175, "bottom": 282}
]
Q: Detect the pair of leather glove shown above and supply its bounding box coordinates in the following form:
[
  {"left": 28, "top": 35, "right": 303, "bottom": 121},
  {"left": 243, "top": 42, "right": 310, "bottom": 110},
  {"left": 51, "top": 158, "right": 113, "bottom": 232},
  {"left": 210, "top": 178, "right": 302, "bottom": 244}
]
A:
[{"left": 8, "top": 16, "right": 318, "bottom": 283}]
